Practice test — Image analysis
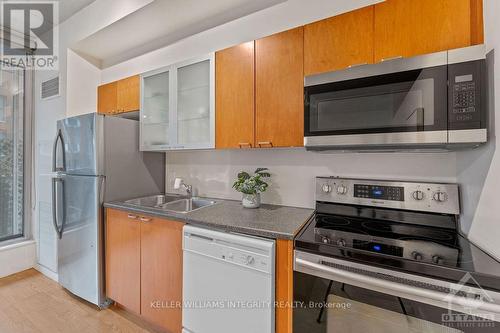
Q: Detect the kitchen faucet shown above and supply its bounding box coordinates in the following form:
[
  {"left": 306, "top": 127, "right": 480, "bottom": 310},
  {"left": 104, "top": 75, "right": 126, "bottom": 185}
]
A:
[{"left": 174, "top": 178, "right": 192, "bottom": 198}]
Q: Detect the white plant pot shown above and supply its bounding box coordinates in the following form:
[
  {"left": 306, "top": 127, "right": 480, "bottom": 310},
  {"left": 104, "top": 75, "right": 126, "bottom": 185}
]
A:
[{"left": 242, "top": 193, "right": 261, "bottom": 208}]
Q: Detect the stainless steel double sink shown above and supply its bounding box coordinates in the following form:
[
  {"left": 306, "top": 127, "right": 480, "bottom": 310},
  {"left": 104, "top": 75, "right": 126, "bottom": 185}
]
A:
[{"left": 124, "top": 194, "right": 217, "bottom": 213}]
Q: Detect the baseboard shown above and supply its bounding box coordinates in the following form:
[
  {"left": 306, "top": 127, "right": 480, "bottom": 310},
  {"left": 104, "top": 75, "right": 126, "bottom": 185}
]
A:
[
  {"left": 0, "top": 240, "right": 36, "bottom": 278},
  {"left": 34, "top": 263, "right": 58, "bottom": 282}
]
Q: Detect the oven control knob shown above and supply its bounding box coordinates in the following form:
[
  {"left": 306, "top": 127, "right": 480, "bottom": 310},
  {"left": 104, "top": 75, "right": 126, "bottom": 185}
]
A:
[
  {"left": 336, "top": 185, "right": 348, "bottom": 195},
  {"left": 322, "top": 236, "right": 330, "bottom": 244},
  {"left": 411, "top": 251, "right": 423, "bottom": 261},
  {"left": 336, "top": 239, "right": 346, "bottom": 247},
  {"left": 432, "top": 255, "right": 444, "bottom": 265},
  {"left": 433, "top": 192, "right": 448, "bottom": 203},
  {"left": 321, "top": 184, "right": 332, "bottom": 193},
  {"left": 412, "top": 190, "right": 424, "bottom": 201},
  {"left": 245, "top": 256, "right": 255, "bottom": 265}
]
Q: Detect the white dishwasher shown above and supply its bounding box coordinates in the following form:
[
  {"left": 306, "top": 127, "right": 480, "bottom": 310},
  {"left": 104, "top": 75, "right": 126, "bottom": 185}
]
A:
[{"left": 182, "top": 225, "right": 275, "bottom": 333}]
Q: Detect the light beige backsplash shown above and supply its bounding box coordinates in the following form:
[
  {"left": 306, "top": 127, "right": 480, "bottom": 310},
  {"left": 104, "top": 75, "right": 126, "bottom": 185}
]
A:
[{"left": 165, "top": 148, "right": 457, "bottom": 209}]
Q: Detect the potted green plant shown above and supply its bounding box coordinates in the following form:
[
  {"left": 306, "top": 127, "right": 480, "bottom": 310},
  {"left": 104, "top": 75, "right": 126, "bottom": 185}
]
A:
[{"left": 232, "top": 168, "right": 271, "bottom": 208}]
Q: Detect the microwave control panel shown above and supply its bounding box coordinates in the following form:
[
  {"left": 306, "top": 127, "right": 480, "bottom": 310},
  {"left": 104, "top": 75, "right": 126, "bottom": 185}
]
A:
[
  {"left": 448, "top": 60, "right": 484, "bottom": 128},
  {"left": 452, "top": 81, "right": 476, "bottom": 121}
]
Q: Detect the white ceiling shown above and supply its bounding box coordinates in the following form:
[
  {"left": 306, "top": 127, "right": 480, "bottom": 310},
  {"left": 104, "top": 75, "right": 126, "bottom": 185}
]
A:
[
  {"left": 6, "top": 0, "right": 96, "bottom": 37},
  {"left": 72, "top": 0, "right": 285, "bottom": 68},
  {"left": 58, "top": 0, "right": 97, "bottom": 23}
]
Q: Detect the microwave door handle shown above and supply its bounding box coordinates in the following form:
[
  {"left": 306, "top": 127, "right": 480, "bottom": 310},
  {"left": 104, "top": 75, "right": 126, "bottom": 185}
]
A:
[{"left": 407, "top": 107, "right": 425, "bottom": 131}]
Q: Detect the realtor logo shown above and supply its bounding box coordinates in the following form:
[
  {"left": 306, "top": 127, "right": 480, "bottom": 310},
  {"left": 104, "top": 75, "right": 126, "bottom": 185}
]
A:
[{"left": 1, "top": 1, "right": 59, "bottom": 69}]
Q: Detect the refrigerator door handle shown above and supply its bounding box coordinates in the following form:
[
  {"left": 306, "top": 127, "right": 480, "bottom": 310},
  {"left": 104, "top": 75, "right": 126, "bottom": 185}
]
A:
[
  {"left": 52, "top": 177, "right": 66, "bottom": 239},
  {"left": 52, "top": 129, "right": 66, "bottom": 172}
]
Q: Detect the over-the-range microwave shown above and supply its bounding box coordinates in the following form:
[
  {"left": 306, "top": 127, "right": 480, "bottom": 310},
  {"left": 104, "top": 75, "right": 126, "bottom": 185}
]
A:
[{"left": 304, "top": 45, "right": 488, "bottom": 151}]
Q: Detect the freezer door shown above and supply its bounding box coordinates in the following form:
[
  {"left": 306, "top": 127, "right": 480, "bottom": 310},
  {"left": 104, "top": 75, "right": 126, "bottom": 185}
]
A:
[
  {"left": 57, "top": 174, "right": 104, "bottom": 306},
  {"left": 57, "top": 113, "right": 103, "bottom": 176}
]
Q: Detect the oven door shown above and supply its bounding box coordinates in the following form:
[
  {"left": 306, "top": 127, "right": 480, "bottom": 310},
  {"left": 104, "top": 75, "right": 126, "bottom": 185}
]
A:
[
  {"left": 294, "top": 251, "right": 500, "bottom": 333},
  {"left": 304, "top": 65, "right": 448, "bottom": 148}
]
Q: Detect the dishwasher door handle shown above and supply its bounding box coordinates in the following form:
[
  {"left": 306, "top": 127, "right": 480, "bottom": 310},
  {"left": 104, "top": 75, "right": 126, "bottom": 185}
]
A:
[{"left": 185, "top": 233, "right": 214, "bottom": 242}]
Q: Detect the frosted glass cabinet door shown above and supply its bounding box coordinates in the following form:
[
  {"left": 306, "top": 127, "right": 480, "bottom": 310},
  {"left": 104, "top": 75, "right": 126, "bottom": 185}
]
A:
[
  {"left": 175, "top": 55, "right": 215, "bottom": 148},
  {"left": 140, "top": 69, "right": 170, "bottom": 150}
]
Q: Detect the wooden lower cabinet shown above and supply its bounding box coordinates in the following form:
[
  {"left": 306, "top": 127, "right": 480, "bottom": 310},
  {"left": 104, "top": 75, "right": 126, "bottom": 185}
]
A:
[
  {"left": 276, "top": 239, "right": 294, "bottom": 333},
  {"left": 141, "top": 216, "right": 184, "bottom": 333},
  {"left": 105, "top": 208, "right": 184, "bottom": 333},
  {"left": 105, "top": 209, "right": 141, "bottom": 314}
]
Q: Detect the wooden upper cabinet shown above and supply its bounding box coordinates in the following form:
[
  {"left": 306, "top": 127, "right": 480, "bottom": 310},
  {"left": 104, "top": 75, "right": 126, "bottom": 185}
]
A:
[
  {"left": 117, "top": 75, "right": 140, "bottom": 113},
  {"left": 470, "top": 0, "right": 485, "bottom": 45},
  {"left": 105, "top": 209, "right": 141, "bottom": 314},
  {"left": 215, "top": 42, "right": 255, "bottom": 149},
  {"left": 98, "top": 75, "right": 140, "bottom": 115},
  {"left": 255, "top": 27, "right": 304, "bottom": 148},
  {"left": 304, "top": 6, "right": 375, "bottom": 76},
  {"left": 141, "top": 217, "right": 184, "bottom": 333},
  {"left": 97, "top": 81, "right": 117, "bottom": 114},
  {"left": 374, "top": 0, "right": 483, "bottom": 62}
]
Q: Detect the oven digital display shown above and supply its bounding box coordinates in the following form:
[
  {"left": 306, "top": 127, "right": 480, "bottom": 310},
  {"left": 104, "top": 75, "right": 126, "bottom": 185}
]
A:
[
  {"left": 353, "top": 240, "right": 403, "bottom": 257},
  {"left": 354, "top": 184, "right": 404, "bottom": 201}
]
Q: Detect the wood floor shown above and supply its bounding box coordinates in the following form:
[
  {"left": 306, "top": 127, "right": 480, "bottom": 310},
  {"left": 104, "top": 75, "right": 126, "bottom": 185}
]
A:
[{"left": 0, "top": 269, "right": 154, "bottom": 333}]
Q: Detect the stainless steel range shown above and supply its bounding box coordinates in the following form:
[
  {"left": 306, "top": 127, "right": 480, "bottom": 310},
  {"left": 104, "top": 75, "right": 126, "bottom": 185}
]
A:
[{"left": 294, "top": 177, "right": 500, "bottom": 333}]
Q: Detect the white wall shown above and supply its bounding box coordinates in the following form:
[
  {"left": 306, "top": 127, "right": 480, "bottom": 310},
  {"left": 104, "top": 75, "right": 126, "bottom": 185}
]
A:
[
  {"left": 455, "top": 0, "right": 500, "bottom": 260},
  {"left": 66, "top": 49, "right": 101, "bottom": 117}
]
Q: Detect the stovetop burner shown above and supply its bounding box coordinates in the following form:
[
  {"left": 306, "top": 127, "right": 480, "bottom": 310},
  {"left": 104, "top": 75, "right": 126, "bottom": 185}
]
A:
[
  {"left": 360, "top": 221, "right": 456, "bottom": 242},
  {"left": 315, "top": 214, "right": 457, "bottom": 245},
  {"left": 317, "top": 215, "right": 351, "bottom": 226}
]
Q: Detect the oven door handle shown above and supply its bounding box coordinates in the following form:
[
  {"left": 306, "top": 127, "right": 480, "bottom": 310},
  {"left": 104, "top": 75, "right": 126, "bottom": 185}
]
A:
[{"left": 295, "top": 257, "right": 500, "bottom": 315}]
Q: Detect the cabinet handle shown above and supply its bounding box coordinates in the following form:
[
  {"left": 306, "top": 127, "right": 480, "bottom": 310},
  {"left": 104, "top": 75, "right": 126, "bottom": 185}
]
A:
[
  {"left": 347, "top": 62, "right": 368, "bottom": 69},
  {"left": 140, "top": 217, "right": 152, "bottom": 223},
  {"left": 127, "top": 214, "right": 138, "bottom": 219},
  {"left": 381, "top": 55, "right": 403, "bottom": 62},
  {"left": 257, "top": 141, "right": 273, "bottom": 148},
  {"left": 238, "top": 142, "right": 252, "bottom": 148}
]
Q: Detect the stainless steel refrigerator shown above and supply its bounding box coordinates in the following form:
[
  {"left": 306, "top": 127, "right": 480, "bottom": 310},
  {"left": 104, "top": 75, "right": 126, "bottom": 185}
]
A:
[{"left": 51, "top": 113, "right": 164, "bottom": 307}]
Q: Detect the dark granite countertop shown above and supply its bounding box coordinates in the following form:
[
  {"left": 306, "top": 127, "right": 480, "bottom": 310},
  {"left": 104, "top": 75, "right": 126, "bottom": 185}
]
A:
[{"left": 104, "top": 197, "right": 314, "bottom": 240}]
